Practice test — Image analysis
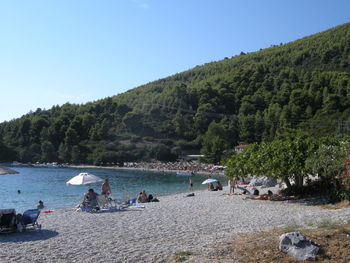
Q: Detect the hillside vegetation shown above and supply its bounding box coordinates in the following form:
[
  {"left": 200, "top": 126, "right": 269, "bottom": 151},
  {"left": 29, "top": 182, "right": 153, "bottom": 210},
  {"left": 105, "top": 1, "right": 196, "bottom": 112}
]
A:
[{"left": 1, "top": 23, "right": 350, "bottom": 165}]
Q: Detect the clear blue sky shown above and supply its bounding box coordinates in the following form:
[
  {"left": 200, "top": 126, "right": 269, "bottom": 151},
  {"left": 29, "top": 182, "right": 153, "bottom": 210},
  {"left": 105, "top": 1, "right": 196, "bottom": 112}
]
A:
[{"left": 0, "top": 0, "right": 349, "bottom": 122}]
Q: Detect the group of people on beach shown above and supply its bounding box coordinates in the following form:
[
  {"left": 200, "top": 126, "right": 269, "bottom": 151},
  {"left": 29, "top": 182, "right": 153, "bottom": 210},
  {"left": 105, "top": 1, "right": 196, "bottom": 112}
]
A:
[
  {"left": 224, "top": 176, "right": 297, "bottom": 201},
  {"left": 208, "top": 181, "right": 223, "bottom": 191},
  {"left": 187, "top": 176, "right": 224, "bottom": 192},
  {"left": 76, "top": 179, "right": 112, "bottom": 210},
  {"left": 136, "top": 190, "right": 158, "bottom": 203},
  {"left": 76, "top": 178, "right": 159, "bottom": 210}
]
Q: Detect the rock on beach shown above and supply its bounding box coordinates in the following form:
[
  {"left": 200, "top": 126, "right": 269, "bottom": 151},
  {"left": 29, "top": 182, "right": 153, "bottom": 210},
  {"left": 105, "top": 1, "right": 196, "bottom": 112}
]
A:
[{"left": 0, "top": 187, "right": 349, "bottom": 263}]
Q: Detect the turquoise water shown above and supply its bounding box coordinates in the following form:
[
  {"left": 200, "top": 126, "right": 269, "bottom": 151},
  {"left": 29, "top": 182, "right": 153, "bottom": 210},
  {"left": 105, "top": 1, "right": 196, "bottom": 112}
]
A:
[{"left": 0, "top": 166, "right": 225, "bottom": 213}]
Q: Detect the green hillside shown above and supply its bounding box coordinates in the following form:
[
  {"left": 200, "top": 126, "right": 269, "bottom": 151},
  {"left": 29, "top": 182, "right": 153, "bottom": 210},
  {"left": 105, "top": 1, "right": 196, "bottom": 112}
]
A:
[{"left": 1, "top": 22, "right": 350, "bottom": 165}]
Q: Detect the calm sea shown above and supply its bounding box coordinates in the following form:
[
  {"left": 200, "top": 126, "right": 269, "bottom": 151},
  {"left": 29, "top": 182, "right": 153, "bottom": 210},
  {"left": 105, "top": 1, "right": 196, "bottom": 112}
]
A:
[{"left": 1, "top": 166, "right": 225, "bottom": 213}]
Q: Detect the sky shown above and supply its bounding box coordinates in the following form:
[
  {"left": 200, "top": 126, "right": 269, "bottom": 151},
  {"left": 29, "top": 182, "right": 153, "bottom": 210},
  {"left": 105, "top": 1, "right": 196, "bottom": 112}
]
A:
[{"left": 0, "top": 0, "right": 349, "bottom": 122}]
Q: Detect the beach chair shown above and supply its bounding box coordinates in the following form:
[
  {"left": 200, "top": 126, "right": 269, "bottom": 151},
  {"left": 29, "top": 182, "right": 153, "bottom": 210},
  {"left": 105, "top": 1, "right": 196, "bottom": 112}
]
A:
[
  {"left": 97, "top": 195, "right": 112, "bottom": 210},
  {"left": 127, "top": 198, "right": 145, "bottom": 209},
  {"left": 97, "top": 195, "right": 119, "bottom": 211},
  {"left": 0, "top": 209, "right": 16, "bottom": 233},
  {"left": 21, "top": 209, "right": 41, "bottom": 231}
]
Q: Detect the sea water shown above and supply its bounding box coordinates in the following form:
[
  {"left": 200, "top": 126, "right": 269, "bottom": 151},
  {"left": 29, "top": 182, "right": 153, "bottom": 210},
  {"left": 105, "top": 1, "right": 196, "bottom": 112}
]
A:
[{"left": 0, "top": 166, "right": 225, "bottom": 213}]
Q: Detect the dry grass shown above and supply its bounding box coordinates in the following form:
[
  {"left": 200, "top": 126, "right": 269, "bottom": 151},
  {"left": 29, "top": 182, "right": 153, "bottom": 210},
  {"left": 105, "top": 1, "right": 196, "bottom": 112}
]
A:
[
  {"left": 321, "top": 200, "right": 350, "bottom": 210},
  {"left": 168, "top": 201, "right": 350, "bottom": 262},
  {"left": 173, "top": 251, "right": 193, "bottom": 262},
  {"left": 177, "top": 222, "right": 350, "bottom": 263}
]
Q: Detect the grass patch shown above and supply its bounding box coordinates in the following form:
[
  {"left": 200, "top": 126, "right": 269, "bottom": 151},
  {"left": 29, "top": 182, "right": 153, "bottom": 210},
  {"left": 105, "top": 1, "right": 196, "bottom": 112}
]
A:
[
  {"left": 188, "top": 222, "right": 350, "bottom": 263},
  {"left": 174, "top": 251, "right": 193, "bottom": 262},
  {"left": 318, "top": 219, "right": 343, "bottom": 230},
  {"left": 282, "top": 221, "right": 303, "bottom": 233},
  {"left": 321, "top": 200, "right": 350, "bottom": 210}
]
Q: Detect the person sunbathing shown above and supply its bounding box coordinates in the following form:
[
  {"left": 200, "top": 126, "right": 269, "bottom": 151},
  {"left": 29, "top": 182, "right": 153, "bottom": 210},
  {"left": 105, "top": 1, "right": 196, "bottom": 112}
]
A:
[
  {"left": 137, "top": 190, "right": 148, "bottom": 203},
  {"left": 244, "top": 190, "right": 273, "bottom": 200},
  {"left": 75, "top": 202, "right": 87, "bottom": 211},
  {"left": 223, "top": 189, "right": 249, "bottom": 196},
  {"left": 215, "top": 181, "right": 223, "bottom": 191},
  {"left": 85, "top": 189, "right": 99, "bottom": 202},
  {"left": 268, "top": 191, "right": 298, "bottom": 201},
  {"left": 82, "top": 188, "right": 99, "bottom": 208}
]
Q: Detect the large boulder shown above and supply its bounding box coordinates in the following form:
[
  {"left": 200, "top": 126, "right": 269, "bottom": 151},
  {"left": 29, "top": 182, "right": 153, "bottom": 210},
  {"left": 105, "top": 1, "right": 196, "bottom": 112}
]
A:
[
  {"left": 279, "top": 232, "right": 319, "bottom": 261},
  {"left": 249, "top": 176, "right": 277, "bottom": 188}
]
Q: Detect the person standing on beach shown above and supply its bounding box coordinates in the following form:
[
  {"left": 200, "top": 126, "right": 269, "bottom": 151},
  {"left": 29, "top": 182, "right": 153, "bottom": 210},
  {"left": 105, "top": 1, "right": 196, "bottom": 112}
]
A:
[
  {"left": 207, "top": 174, "right": 212, "bottom": 190},
  {"left": 101, "top": 179, "right": 111, "bottom": 196},
  {"left": 229, "top": 177, "right": 237, "bottom": 195},
  {"left": 189, "top": 178, "right": 193, "bottom": 191}
]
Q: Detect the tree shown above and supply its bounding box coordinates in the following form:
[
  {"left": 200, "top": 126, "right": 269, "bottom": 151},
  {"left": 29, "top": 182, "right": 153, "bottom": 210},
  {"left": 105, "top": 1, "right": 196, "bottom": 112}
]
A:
[
  {"left": 201, "top": 121, "right": 231, "bottom": 163},
  {"left": 224, "top": 143, "right": 260, "bottom": 179},
  {"left": 71, "top": 145, "right": 83, "bottom": 164},
  {"left": 194, "top": 103, "right": 215, "bottom": 134},
  {"left": 64, "top": 127, "right": 80, "bottom": 146},
  {"left": 306, "top": 144, "right": 344, "bottom": 180},
  {"left": 261, "top": 138, "right": 313, "bottom": 189},
  {"left": 122, "top": 111, "right": 144, "bottom": 134},
  {"left": 305, "top": 142, "right": 348, "bottom": 200},
  {"left": 238, "top": 114, "right": 255, "bottom": 143},
  {"left": 58, "top": 143, "right": 70, "bottom": 163},
  {"left": 150, "top": 144, "right": 177, "bottom": 162},
  {"left": 41, "top": 141, "right": 57, "bottom": 162},
  {"left": 89, "top": 119, "right": 109, "bottom": 141},
  {"left": 172, "top": 110, "right": 187, "bottom": 138},
  {"left": 225, "top": 137, "right": 316, "bottom": 189}
]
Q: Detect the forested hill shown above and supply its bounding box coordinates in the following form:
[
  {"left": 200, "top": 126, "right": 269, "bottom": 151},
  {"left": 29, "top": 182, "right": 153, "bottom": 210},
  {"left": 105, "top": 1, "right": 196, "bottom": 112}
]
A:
[{"left": 1, "top": 23, "right": 350, "bottom": 165}]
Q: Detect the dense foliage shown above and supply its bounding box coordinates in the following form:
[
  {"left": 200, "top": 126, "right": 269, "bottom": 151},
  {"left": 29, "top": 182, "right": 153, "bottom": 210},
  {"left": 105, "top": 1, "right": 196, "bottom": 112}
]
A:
[
  {"left": 225, "top": 136, "right": 350, "bottom": 201},
  {"left": 1, "top": 23, "right": 350, "bottom": 164}
]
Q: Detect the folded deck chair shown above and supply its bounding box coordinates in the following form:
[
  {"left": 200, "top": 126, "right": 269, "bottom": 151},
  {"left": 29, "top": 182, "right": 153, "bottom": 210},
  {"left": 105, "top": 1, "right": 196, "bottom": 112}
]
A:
[
  {"left": 0, "top": 210, "right": 16, "bottom": 233},
  {"left": 96, "top": 195, "right": 118, "bottom": 211},
  {"left": 21, "top": 209, "right": 41, "bottom": 231},
  {"left": 127, "top": 199, "right": 145, "bottom": 209}
]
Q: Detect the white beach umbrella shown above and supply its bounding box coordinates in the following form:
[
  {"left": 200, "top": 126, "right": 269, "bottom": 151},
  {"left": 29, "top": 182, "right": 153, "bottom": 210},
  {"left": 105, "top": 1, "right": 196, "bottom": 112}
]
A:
[
  {"left": 66, "top": 172, "right": 104, "bottom": 186},
  {"left": 0, "top": 165, "right": 19, "bottom": 175},
  {"left": 201, "top": 178, "right": 218, "bottom": 184}
]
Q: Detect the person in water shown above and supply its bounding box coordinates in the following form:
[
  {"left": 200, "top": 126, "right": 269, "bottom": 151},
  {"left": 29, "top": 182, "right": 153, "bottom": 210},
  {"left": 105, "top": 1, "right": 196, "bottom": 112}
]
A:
[{"left": 37, "top": 200, "right": 44, "bottom": 209}]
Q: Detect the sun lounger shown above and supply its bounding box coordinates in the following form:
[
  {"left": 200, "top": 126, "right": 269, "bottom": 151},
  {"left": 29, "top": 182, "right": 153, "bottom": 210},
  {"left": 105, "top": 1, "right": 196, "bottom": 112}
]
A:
[
  {"left": 96, "top": 195, "right": 119, "bottom": 211},
  {"left": 21, "top": 209, "right": 41, "bottom": 231},
  {"left": 0, "top": 209, "right": 16, "bottom": 233}
]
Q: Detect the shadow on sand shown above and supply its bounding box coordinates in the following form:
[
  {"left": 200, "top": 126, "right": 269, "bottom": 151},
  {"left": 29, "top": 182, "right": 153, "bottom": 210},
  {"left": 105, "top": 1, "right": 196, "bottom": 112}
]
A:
[{"left": 0, "top": 229, "right": 59, "bottom": 243}]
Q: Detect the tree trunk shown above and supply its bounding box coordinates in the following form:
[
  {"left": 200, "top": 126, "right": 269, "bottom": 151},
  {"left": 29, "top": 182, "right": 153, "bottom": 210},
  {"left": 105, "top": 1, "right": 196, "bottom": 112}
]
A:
[
  {"left": 295, "top": 175, "right": 304, "bottom": 188},
  {"left": 284, "top": 177, "right": 292, "bottom": 189}
]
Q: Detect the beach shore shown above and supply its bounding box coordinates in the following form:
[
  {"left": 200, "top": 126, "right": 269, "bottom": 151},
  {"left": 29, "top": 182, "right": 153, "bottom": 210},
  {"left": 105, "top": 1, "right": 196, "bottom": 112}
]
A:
[
  {"left": 1, "top": 187, "right": 349, "bottom": 263},
  {"left": 68, "top": 163, "right": 225, "bottom": 176}
]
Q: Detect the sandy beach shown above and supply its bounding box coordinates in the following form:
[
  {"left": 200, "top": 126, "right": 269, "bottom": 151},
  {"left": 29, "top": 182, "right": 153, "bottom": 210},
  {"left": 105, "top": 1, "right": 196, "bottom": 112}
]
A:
[{"left": 1, "top": 187, "right": 349, "bottom": 263}]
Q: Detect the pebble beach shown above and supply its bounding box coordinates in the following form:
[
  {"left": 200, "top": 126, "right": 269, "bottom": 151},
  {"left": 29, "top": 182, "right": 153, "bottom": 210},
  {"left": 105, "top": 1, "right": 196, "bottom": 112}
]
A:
[{"left": 1, "top": 187, "right": 349, "bottom": 263}]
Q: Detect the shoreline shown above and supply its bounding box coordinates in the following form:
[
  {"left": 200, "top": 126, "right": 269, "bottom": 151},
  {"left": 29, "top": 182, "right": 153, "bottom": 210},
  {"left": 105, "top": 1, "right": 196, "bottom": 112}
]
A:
[
  {"left": 1, "top": 187, "right": 349, "bottom": 262},
  {"left": 68, "top": 164, "right": 226, "bottom": 176},
  {"left": 8, "top": 162, "right": 225, "bottom": 176}
]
